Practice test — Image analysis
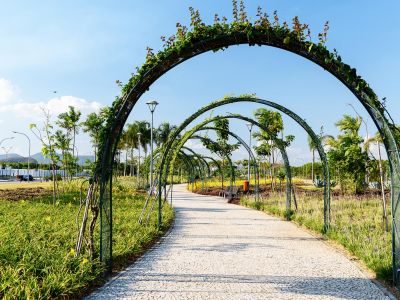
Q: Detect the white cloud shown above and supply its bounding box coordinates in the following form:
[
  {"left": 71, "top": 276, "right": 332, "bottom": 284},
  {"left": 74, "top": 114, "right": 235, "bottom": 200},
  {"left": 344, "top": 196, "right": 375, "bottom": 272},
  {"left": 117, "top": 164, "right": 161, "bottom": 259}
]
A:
[
  {"left": 0, "top": 83, "right": 102, "bottom": 121},
  {"left": 0, "top": 78, "right": 18, "bottom": 104},
  {"left": 0, "top": 77, "right": 103, "bottom": 156}
]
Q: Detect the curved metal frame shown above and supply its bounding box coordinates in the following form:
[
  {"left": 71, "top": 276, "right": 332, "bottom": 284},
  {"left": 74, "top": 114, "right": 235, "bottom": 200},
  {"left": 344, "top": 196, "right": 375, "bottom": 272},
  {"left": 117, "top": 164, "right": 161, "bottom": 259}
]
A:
[
  {"left": 159, "top": 101, "right": 328, "bottom": 226},
  {"left": 181, "top": 146, "right": 211, "bottom": 177},
  {"left": 190, "top": 135, "right": 236, "bottom": 186},
  {"left": 96, "top": 29, "right": 400, "bottom": 284},
  {"left": 167, "top": 122, "right": 261, "bottom": 201}
]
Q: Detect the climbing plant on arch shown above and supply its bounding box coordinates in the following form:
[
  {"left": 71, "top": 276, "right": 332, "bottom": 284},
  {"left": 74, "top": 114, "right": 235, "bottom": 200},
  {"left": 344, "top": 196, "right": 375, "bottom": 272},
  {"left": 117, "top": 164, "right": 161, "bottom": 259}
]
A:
[
  {"left": 90, "top": 7, "right": 400, "bottom": 285},
  {"left": 158, "top": 102, "right": 329, "bottom": 226}
]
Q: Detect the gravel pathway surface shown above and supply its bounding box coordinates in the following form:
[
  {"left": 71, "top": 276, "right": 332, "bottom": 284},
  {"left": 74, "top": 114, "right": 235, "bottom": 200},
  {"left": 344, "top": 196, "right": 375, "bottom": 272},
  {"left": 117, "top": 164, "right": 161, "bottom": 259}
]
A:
[{"left": 87, "top": 184, "right": 393, "bottom": 300}]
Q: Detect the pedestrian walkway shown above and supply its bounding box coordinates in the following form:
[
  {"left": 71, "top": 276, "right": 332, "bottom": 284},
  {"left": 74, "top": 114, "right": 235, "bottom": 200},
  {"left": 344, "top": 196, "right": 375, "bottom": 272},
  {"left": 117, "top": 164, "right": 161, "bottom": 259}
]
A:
[{"left": 87, "top": 184, "right": 393, "bottom": 299}]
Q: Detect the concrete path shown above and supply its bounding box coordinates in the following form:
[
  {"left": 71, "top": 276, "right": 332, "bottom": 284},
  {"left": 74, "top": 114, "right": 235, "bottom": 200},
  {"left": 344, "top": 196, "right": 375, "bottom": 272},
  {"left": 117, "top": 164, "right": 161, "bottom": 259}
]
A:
[{"left": 87, "top": 184, "right": 393, "bottom": 300}]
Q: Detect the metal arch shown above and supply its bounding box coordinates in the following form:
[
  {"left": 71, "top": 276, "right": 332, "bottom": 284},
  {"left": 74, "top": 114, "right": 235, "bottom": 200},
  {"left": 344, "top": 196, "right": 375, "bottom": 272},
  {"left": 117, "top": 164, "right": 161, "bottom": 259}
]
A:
[
  {"left": 138, "top": 149, "right": 194, "bottom": 224},
  {"left": 165, "top": 125, "right": 259, "bottom": 205},
  {"left": 97, "top": 28, "right": 400, "bottom": 282},
  {"left": 202, "top": 155, "right": 223, "bottom": 177},
  {"left": 176, "top": 153, "right": 192, "bottom": 182},
  {"left": 181, "top": 147, "right": 211, "bottom": 178},
  {"left": 177, "top": 151, "right": 196, "bottom": 183},
  {"left": 197, "top": 126, "right": 260, "bottom": 199},
  {"left": 181, "top": 147, "right": 210, "bottom": 191},
  {"left": 184, "top": 154, "right": 204, "bottom": 190},
  {"left": 162, "top": 113, "right": 296, "bottom": 222},
  {"left": 189, "top": 135, "right": 236, "bottom": 187},
  {"left": 157, "top": 99, "right": 329, "bottom": 231}
]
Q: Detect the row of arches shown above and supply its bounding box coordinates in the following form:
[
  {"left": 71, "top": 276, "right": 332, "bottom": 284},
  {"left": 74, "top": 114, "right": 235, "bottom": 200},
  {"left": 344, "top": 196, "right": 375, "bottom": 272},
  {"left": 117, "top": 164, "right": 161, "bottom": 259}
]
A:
[{"left": 93, "top": 23, "right": 400, "bottom": 285}]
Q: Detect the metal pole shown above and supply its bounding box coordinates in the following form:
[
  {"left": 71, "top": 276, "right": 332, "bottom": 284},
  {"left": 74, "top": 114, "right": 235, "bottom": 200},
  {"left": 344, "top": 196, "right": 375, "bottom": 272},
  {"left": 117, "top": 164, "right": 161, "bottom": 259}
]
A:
[
  {"left": 249, "top": 127, "right": 252, "bottom": 181},
  {"left": 246, "top": 123, "right": 253, "bottom": 182},
  {"left": 137, "top": 133, "right": 141, "bottom": 188},
  {"left": 74, "top": 145, "right": 79, "bottom": 177},
  {"left": 150, "top": 112, "right": 154, "bottom": 191}
]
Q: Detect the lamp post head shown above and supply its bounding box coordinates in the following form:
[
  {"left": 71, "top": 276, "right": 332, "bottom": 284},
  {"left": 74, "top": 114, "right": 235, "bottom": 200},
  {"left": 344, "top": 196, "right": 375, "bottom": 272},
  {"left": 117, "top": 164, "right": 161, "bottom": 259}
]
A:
[
  {"left": 246, "top": 122, "right": 253, "bottom": 132},
  {"left": 146, "top": 100, "right": 159, "bottom": 113}
]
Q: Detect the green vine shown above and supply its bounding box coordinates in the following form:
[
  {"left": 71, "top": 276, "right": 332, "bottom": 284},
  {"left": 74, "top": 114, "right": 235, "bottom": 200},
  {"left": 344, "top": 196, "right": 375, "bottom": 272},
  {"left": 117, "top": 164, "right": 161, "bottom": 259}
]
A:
[{"left": 95, "top": 2, "right": 386, "bottom": 180}]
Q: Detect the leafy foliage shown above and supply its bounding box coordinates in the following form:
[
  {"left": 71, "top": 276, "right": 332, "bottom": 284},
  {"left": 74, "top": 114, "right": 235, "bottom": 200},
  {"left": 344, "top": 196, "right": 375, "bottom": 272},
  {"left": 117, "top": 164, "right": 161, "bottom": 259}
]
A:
[
  {"left": 94, "top": 2, "right": 389, "bottom": 178},
  {"left": 327, "top": 115, "right": 369, "bottom": 193}
]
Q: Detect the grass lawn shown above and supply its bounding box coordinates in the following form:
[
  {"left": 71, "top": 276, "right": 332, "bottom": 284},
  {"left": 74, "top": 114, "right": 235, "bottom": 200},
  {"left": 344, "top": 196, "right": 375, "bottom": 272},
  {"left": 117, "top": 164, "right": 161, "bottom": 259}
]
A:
[{"left": 0, "top": 178, "right": 173, "bottom": 299}]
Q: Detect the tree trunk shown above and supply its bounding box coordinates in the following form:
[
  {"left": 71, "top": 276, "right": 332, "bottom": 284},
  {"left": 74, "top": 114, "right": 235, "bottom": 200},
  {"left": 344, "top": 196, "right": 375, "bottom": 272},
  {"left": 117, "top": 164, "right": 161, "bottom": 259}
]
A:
[
  {"left": 51, "top": 162, "right": 58, "bottom": 204},
  {"left": 130, "top": 148, "right": 134, "bottom": 176},
  {"left": 271, "top": 150, "right": 275, "bottom": 192},
  {"left": 124, "top": 149, "right": 128, "bottom": 176},
  {"left": 221, "top": 157, "right": 224, "bottom": 189},
  {"left": 311, "top": 149, "right": 315, "bottom": 181}
]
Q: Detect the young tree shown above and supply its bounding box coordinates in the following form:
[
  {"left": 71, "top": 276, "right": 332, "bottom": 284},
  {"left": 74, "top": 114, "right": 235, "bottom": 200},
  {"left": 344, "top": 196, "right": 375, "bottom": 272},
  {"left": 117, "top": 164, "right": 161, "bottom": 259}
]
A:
[
  {"left": 57, "top": 106, "right": 81, "bottom": 174},
  {"left": 327, "top": 115, "right": 369, "bottom": 194},
  {"left": 54, "top": 129, "right": 72, "bottom": 181},
  {"left": 201, "top": 119, "right": 239, "bottom": 188},
  {"left": 254, "top": 142, "right": 272, "bottom": 185},
  {"left": 81, "top": 108, "right": 109, "bottom": 162},
  {"left": 253, "top": 108, "right": 293, "bottom": 191},
  {"left": 30, "top": 107, "right": 59, "bottom": 204}
]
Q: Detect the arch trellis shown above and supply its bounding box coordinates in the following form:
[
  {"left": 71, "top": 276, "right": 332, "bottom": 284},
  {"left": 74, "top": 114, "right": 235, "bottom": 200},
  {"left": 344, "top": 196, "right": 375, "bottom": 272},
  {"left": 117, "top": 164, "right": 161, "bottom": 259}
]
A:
[
  {"left": 189, "top": 135, "right": 236, "bottom": 186},
  {"left": 157, "top": 100, "right": 330, "bottom": 228},
  {"left": 93, "top": 16, "right": 400, "bottom": 284},
  {"left": 181, "top": 146, "right": 211, "bottom": 178}
]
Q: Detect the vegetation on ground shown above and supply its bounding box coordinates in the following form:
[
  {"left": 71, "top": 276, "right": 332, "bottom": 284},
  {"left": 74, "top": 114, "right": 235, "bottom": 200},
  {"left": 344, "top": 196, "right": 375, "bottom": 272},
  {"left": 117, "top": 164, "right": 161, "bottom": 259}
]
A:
[
  {"left": 0, "top": 179, "right": 173, "bottom": 299},
  {"left": 240, "top": 188, "right": 392, "bottom": 282}
]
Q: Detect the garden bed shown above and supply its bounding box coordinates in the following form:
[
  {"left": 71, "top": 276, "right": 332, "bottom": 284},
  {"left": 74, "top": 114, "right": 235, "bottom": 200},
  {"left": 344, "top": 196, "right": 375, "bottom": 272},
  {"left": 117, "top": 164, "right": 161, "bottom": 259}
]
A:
[{"left": 0, "top": 181, "right": 174, "bottom": 299}]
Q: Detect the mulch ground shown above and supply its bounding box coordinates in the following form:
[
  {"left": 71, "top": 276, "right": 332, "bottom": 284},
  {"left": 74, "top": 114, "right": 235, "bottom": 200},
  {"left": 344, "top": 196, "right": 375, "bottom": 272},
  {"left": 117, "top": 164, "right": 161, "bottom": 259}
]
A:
[
  {"left": 0, "top": 187, "right": 52, "bottom": 201},
  {"left": 193, "top": 183, "right": 388, "bottom": 200}
]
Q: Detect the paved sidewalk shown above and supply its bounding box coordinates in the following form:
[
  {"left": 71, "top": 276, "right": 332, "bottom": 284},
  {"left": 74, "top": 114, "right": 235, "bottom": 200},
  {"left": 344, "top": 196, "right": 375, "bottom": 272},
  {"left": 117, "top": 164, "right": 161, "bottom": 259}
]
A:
[{"left": 87, "top": 184, "right": 393, "bottom": 299}]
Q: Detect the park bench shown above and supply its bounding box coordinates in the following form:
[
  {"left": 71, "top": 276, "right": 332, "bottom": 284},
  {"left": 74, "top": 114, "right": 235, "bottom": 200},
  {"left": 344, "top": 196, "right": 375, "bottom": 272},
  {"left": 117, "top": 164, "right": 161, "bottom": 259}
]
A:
[{"left": 218, "top": 186, "right": 239, "bottom": 199}]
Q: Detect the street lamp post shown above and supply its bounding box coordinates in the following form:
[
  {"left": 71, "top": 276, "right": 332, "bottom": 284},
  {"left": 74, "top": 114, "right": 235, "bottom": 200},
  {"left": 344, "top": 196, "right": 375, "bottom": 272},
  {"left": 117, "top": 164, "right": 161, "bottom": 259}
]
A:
[
  {"left": 73, "top": 145, "right": 79, "bottom": 177},
  {"left": 137, "top": 132, "right": 142, "bottom": 188},
  {"left": 0, "top": 137, "right": 14, "bottom": 173},
  {"left": 2, "top": 146, "right": 13, "bottom": 169},
  {"left": 0, "top": 137, "right": 14, "bottom": 148},
  {"left": 146, "top": 100, "right": 158, "bottom": 193},
  {"left": 12, "top": 131, "right": 31, "bottom": 177},
  {"left": 246, "top": 123, "right": 253, "bottom": 182}
]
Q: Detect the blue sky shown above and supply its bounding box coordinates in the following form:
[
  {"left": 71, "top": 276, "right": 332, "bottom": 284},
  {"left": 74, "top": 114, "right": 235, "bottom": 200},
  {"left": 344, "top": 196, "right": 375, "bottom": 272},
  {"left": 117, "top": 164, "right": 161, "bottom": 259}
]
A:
[{"left": 0, "top": 1, "right": 399, "bottom": 165}]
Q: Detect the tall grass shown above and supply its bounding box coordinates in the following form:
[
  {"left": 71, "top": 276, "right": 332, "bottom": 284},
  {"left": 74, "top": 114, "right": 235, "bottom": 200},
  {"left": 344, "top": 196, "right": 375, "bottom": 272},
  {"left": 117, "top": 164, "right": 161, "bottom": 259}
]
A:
[
  {"left": 241, "top": 191, "right": 392, "bottom": 281},
  {"left": 0, "top": 179, "right": 173, "bottom": 299}
]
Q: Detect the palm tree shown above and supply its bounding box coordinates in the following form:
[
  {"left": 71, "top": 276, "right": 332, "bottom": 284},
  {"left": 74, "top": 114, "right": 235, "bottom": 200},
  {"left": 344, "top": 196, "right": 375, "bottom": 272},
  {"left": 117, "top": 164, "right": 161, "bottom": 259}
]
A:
[
  {"left": 81, "top": 110, "right": 106, "bottom": 162},
  {"left": 307, "top": 135, "right": 317, "bottom": 181},
  {"left": 54, "top": 130, "right": 71, "bottom": 180},
  {"left": 124, "top": 123, "right": 140, "bottom": 176},
  {"left": 57, "top": 106, "right": 81, "bottom": 174},
  {"left": 134, "top": 121, "right": 151, "bottom": 182},
  {"left": 155, "top": 122, "right": 177, "bottom": 146}
]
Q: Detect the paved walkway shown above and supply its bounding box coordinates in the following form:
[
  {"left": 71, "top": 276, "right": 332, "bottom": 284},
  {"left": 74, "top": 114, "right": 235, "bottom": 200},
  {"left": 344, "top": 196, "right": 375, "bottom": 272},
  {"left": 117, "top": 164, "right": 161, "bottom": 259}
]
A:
[{"left": 87, "top": 184, "right": 393, "bottom": 299}]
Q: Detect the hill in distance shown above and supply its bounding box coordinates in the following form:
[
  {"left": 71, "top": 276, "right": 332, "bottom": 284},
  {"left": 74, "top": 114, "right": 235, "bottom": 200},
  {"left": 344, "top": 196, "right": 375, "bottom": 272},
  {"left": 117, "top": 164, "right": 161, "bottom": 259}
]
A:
[{"left": 0, "top": 153, "right": 94, "bottom": 165}]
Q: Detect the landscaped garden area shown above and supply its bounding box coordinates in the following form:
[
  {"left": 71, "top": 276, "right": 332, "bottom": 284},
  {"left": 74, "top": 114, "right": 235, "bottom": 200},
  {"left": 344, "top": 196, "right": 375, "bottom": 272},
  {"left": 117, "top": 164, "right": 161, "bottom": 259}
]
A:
[
  {"left": 1, "top": 0, "right": 400, "bottom": 298},
  {"left": 0, "top": 179, "right": 173, "bottom": 299}
]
